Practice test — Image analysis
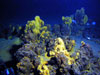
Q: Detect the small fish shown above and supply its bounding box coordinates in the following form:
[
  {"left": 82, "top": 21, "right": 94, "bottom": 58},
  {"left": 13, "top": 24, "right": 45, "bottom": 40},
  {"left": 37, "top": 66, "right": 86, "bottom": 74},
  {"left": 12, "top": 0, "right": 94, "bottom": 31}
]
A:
[
  {"left": 91, "top": 21, "right": 96, "bottom": 25},
  {"left": 5, "top": 69, "right": 10, "bottom": 75},
  {"left": 10, "top": 67, "right": 14, "bottom": 73},
  {"left": 86, "top": 23, "right": 90, "bottom": 26},
  {"left": 72, "top": 20, "right": 77, "bottom": 24},
  {"left": 5, "top": 68, "right": 15, "bottom": 75},
  {"left": 87, "top": 37, "right": 91, "bottom": 40}
]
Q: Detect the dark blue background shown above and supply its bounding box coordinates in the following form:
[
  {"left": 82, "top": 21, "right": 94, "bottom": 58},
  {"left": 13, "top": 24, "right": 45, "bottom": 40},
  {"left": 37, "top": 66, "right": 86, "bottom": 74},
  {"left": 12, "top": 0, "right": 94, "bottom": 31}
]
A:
[{"left": 0, "top": 0, "right": 100, "bottom": 25}]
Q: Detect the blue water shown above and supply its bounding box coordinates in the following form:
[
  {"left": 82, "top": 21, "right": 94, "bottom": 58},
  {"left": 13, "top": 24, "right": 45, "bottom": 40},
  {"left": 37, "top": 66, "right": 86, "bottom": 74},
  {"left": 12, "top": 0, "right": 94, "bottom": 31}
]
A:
[
  {"left": 0, "top": 1, "right": 100, "bottom": 74},
  {"left": 0, "top": 0, "right": 100, "bottom": 25}
]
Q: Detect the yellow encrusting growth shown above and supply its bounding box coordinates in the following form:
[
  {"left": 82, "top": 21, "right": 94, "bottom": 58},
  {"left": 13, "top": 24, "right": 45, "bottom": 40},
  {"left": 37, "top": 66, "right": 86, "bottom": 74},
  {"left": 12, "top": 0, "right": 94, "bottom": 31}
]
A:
[
  {"left": 38, "top": 53, "right": 51, "bottom": 75},
  {"left": 24, "top": 16, "right": 50, "bottom": 43},
  {"left": 17, "top": 57, "right": 34, "bottom": 70},
  {"left": 50, "top": 37, "right": 75, "bottom": 65},
  {"left": 67, "top": 40, "right": 76, "bottom": 54},
  {"left": 62, "top": 16, "right": 72, "bottom": 35},
  {"left": 71, "top": 40, "right": 76, "bottom": 46},
  {"left": 83, "top": 15, "right": 88, "bottom": 24},
  {"left": 25, "top": 16, "right": 44, "bottom": 34},
  {"left": 18, "top": 26, "right": 22, "bottom": 30},
  {"left": 62, "top": 16, "right": 72, "bottom": 26},
  {"left": 81, "top": 41, "right": 85, "bottom": 46}
]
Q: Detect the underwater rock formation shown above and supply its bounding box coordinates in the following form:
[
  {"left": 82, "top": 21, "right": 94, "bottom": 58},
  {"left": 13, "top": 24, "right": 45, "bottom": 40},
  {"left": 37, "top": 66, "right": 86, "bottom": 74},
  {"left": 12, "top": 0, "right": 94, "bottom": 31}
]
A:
[
  {"left": 52, "top": 24, "right": 61, "bottom": 37},
  {"left": 74, "top": 8, "right": 88, "bottom": 25},
  {"left": 17, "top": 57, "right": 34, "bottom": 75},
  {"left": 14, "top": 15, "right": 100, "bottom": 75},
  {"left": 61, "top": 8, "right": 89, "bottom": 37},
  {"left": 0, "top": 24, "right": 23, "bottom": 39},
  {"left": 24, "top": 16, "right": 50, "bottom": 44},
  {"left": 72, "top": 8, "right": 88, "bottom": 36}
]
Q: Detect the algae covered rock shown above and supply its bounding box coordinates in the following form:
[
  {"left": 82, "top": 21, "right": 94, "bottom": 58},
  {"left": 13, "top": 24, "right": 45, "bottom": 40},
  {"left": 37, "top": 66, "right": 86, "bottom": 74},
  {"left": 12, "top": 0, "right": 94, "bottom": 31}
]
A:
[{"left": 0, "top": 37, "right": 22, "bottom": 62}]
